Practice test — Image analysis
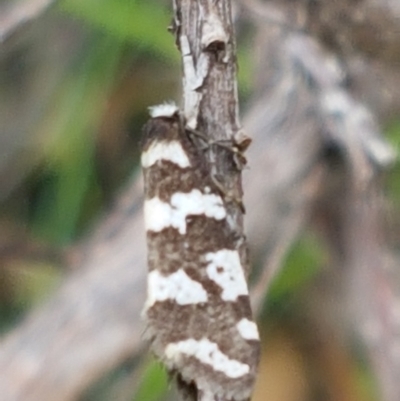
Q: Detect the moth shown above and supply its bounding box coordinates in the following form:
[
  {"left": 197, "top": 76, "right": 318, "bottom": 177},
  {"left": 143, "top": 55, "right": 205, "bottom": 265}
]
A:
[{"left": 141, "top": 103, "right": 260, "bottom": 401}]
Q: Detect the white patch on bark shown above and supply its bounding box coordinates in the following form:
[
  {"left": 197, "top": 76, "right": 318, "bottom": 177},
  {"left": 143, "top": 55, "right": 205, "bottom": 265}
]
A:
[
  {"left": 205, "top": 250, "right": 248, "bottom": 301},
  {"left": 180, "top": 35, "right": 210, "bottom": 129},
  {"left": 165, "top": 338, "right": 250, "bottom": 378},
  {"left": 144, "top": 190, "right": 226, "bottom": 235},
  {"left": 144, "top": 269, "right": 208, "bottom": 309},
  {"left": 141, "top": 140, "right": 190, "bottom": 169},
  {"left": 236, "top": 319, "right": 259, "bottom": 341},
  {"left": 200, "top": 5, "right": 228, "bottom": 49}
]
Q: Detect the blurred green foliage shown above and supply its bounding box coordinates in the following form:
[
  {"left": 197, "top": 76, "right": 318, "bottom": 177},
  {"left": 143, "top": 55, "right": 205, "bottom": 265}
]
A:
[
  {"left": 29, "top": 0, "right": 176, "bottom": 245},
  {"left": 133, "top": 358, "right": 169, "bottom": 401},
  {"left": 0, "top": 260, "right": 62, "bottom": 334},
  {"left": 385, "top": 120, "right": 400, "bottom": 204},
  {"left": 60, "top": 0, "right": 176, "bottom": 58},
  {"left": 31, "top": 36, "right": 122, "bottom": 244},
  {"left": 267, "top": 234, "right": 326, "bottom": 304}
]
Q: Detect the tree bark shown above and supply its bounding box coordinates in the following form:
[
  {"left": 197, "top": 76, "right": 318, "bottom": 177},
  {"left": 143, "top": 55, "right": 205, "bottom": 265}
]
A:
[
  {"left": 174, "top": 0, "right": 246, "bottom": 260},
  {"left": 170, "top": 1, "right": 258, "bottom": 399}
]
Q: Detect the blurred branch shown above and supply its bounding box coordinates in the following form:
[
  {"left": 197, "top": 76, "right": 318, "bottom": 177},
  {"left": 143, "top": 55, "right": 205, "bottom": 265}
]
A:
[
  {"left": 238, "top": 0, "right": 289, "bottom": 28},
  {"left": 0, "top": 178, "right": 148, "bottom": 401},
  {"left": 248, "top": 25, "right": 393, "bottom": 312},
  {"left": 343, "top": 184, "right": 400, "bottom": 401},
  {"left": 0, "top": 0, "right": 57, "bottom": 43},
  {"left": 0, "top": 225, "right": 63, "bottom": 266}
]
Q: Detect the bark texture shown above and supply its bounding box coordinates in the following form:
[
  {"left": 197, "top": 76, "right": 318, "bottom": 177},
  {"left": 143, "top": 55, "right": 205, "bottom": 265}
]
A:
[
  {"left": 174, "top": 0, "right": 246, "bottom": 259},
  {"left": 169, "top": 1, "right": 259, "bottom": 399}
]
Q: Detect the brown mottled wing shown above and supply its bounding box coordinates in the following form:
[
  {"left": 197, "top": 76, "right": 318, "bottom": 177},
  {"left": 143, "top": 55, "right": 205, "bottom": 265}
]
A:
[{"left": 141, "top": 110, "right": 260, "bottom": 401}]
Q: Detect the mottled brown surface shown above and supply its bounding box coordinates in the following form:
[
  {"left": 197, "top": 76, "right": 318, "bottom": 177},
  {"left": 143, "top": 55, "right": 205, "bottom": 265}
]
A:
[
  {"left": 142, "top": 117, "right": 211, "bottom": 202},
  {"left": 142, "top": 115, "right": 259, "bottom": 400}
]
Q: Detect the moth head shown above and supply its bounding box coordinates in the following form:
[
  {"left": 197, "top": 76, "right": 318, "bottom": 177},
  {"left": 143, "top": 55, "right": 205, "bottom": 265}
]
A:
[{"left": 149, "top": 102, "right": 179, "bottom": 119}]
